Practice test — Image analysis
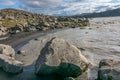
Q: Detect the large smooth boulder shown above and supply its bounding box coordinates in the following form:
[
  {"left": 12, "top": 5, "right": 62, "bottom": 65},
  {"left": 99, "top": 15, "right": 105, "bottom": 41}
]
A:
[
  {"left": 98, "top": 59, "right": 120, "bottom": 80},
  {"left": 35, "top": 38, "right": 89, "bottom": 78},
  {"left": 0, "top": 44, "right": 15, "bottom": 57},
  {"left": 0, "top": 54, "right": 23, "bottom": 74}
]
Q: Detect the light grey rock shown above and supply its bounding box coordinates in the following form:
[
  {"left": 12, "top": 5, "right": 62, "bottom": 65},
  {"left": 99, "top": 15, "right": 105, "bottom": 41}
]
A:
[
  {"left": 0, "top": 54, "right": 23, "bottom": 74},
  {"left": 98, "top": 59, "right": 120, "bottom": 80},
  {"left": 35, "top": 37, "right": 89, "bottom": 78},
  {"left": 0, "top": 27, "right": 7, "bottom": 36},
  {"left": 0, "top": 44, "right": 15, "bottom": 57},
  {"left": 43, "top": 22, "right": 50, "bottom": 27}
]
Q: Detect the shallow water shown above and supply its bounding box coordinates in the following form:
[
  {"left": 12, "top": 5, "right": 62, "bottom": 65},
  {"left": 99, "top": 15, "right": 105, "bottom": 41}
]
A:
[{"left": 0, "top": 68, "right": 64, "bottom": 80}]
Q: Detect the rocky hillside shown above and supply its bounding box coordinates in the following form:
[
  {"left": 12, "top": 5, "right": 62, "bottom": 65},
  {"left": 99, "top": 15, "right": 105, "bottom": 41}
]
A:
[{"left": 0, "top": 8, "right": 89, "bottom": 36}]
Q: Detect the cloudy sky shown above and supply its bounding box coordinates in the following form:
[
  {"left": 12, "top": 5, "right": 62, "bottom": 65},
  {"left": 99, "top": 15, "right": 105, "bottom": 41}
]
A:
[{"left": 0, "top": 0, "right": 120, "bottom": 16}]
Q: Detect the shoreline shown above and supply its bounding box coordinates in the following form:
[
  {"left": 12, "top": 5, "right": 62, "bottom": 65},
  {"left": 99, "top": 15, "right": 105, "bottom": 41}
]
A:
[{"left": 0, "top": 28, "right": 67, "bottom": 51}]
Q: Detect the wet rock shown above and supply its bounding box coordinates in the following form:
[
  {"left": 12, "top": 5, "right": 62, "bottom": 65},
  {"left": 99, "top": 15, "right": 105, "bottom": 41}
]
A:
[
  {"left": 35, "top": 38, "right": 89, "bottom": 79},
  {"left": 98, "top": 59, "right": 120, "bottom": 80},
  {"left": 0, "top": 44, "right": 15, "bottom": 57},
  {"left": 0, "top": 54, "right": 23, "bottom": 74}
]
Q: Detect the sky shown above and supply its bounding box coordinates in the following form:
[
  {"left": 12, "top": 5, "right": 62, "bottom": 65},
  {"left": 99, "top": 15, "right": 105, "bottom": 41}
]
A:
[{"left": 0, "top": 0, "right": 120, "bottom": 16}]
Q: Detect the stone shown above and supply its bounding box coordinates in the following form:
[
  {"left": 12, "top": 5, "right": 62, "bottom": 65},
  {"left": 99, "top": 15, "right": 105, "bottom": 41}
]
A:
[
  {"left": 0, "top": 44, "right": 15, "bottom": 57},
  {"left": 0, "top": 27, "right": 7, "bottom": 36},
  {"left": 17, "top": 50, "right": 26, "bottom": 56},
  {"left": 0, "top": 31, "right": 3, "bottom": 36},
  {"left": 43, "top": 22, "right": 50, "bottom": 27},
  {"left": 98, "top": 59, "right": 120, "bottom": 80},
  {"left": 42, "top": 27, "right": 49, "bottom": 31},
  {"left": 0, "top": 54, "right": 23, "bottom": 74},
  {"left": 35, "top": 38, "right": 89, "bottom": 78}
]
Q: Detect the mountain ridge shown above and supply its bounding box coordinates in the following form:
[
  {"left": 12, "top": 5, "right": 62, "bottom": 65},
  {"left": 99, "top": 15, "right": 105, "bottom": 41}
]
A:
[{"left": 73, "top": 8, "right": 120, "bottom": 18}]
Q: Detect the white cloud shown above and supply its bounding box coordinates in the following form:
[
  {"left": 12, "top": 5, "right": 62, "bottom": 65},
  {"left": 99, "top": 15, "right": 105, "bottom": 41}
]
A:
[
  {"left": 88, "top": 0, "right": 112, "bottom": 3},
  {"left": 0, "top": 0, "right": 15, "bottom": 6},
  {"left": 20, "top": 0, "right": 62, "bottom": 8},
  {"left": 18, "top": 0, "right": 120, "bottom": 16}
]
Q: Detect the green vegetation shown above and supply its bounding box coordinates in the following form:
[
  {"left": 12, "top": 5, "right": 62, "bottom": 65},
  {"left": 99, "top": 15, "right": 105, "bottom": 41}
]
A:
[{"left": 2, "top": 19, "right": 17, "bottom": 28}]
